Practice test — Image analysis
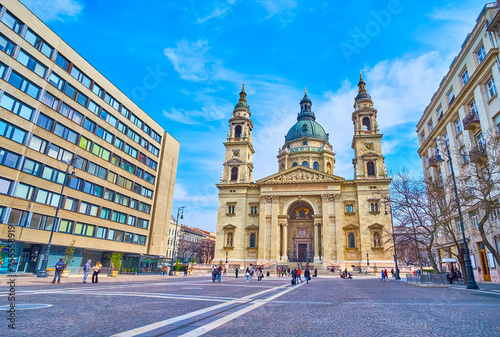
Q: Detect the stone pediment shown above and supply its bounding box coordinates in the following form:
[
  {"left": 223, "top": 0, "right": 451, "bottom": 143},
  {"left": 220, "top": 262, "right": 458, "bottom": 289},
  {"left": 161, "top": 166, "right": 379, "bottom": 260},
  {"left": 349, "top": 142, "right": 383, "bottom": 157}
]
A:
[{"left": 257, "top": 166, "right": 345, "bottom": 185}]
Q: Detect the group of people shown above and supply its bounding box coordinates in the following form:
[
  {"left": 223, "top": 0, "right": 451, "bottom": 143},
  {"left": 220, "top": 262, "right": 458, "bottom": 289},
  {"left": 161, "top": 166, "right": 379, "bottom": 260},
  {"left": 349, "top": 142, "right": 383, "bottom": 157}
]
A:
[
  {"left": 291, "top": 267, "right": 311, "bottom": 284},
  {"left": 50, "top": 258, "right": 105, "bottom": 284},
  {"left": 381, "top": 269, "right": 391, "bottom": 281},
  {"left": 211, "top": 265, "right": 223, "bottom": 282},
  {"left": 340, "top": 268, "right": 353, "bottom": 279}
]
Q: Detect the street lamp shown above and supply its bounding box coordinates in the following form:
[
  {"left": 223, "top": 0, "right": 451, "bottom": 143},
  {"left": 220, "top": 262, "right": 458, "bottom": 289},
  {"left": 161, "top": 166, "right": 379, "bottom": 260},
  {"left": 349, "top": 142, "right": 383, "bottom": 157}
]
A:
[
  {"left": 435, "top": 138, "right": 478, "bottom": 289},
  {"left": 367, "top": 253, "right": 369, "bottom": 266},
  {"left": 385, "top": 205, "right": 401, "bottom": 280},
  {"left": 169, "top": 206, "right": 185, "bottom": 276},
  {"left": 37, "top": 155, "right": 78, "bottom": 277}
]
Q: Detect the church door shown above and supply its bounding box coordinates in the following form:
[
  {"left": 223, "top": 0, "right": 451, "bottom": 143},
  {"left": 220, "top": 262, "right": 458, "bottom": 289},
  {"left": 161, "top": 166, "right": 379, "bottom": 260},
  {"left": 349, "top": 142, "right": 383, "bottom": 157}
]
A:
[{"left": 298, "top": 244, "right": 307, "bottom": 261}]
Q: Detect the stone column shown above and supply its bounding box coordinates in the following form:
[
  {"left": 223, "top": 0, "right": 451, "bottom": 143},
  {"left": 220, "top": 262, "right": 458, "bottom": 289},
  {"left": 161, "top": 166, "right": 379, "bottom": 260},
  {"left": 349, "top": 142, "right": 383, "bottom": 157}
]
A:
[
  {"left": 258, "top": 196, "right": 267, "bottom": 261},
  {"left": 282, "top": 223, "right": 288, "bottom": 262},
  {"left": 321, "top": 195, "right": 331, "bottom": 260},
  {"left": 270, "top": 196, "right": 279, "bottom": 261},
  {"left": 314, "top": 223, "right": 320, "bottom": 262},
  {"left": 334, "top": 196, "right": 344, "bottom": 264}
]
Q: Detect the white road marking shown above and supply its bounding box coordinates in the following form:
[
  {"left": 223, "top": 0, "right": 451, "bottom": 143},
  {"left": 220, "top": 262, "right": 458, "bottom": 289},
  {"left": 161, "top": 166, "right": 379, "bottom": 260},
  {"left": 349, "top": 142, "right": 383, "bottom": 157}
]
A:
[
  {"left": 111, "top": 284, "right": 290, "bottom": 337},
  {"left": 180, "top": 283, "right": 303, "bottom": 337}
]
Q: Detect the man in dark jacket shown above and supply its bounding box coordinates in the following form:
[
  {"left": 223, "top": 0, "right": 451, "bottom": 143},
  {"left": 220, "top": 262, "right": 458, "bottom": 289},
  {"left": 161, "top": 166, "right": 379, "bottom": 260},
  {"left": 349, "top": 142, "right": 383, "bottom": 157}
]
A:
[
  {"left": 51, "top": 258, "right": 65, "bottom": 284},
  {"left": 304, "top": 268, "right": 311, "bottom": 284},
  {"left": 291, "top": 268, "right": 297, "bottom": 284}
]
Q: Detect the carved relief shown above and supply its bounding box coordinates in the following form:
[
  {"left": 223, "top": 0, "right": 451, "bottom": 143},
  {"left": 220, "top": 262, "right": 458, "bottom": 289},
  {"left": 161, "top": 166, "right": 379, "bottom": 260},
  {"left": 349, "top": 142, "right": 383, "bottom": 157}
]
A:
[
  {"left": 311, "top": 197, "right": 321, "bottom": 206},
  {"left": 271, "top": 195, "right": 279, "bottom": 203},
  {"left": 267, "top": 171, "right": 328, "bottom": 182},
  {"left": 321, "top": 194, "right": 329, "bottom": 202}
]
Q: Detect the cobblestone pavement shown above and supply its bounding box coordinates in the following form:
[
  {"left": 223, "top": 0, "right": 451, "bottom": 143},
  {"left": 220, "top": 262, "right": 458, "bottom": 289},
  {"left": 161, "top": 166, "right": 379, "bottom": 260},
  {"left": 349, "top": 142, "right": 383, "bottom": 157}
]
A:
[{"left": 1, "top": 274, "right": 499, "bottom": 336}]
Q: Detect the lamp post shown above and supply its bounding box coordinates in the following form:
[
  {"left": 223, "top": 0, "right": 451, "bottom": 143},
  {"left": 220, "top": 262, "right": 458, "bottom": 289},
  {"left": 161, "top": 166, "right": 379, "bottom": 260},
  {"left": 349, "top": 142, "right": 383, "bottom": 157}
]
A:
[
  {"left": 169, "top": 206, "right": 185, "bottom": 276},
  {"left": 385, "top": 205, "right": 401, "bottom": 280},
  {"left": 367, "top": 253, "right": 369, "bottom": 266},
  {"left": 37, "top": 155, "right": 78, "bottom": 277},
  {"left": 435, "top": 138, "right": 478, "bottom": 289}
]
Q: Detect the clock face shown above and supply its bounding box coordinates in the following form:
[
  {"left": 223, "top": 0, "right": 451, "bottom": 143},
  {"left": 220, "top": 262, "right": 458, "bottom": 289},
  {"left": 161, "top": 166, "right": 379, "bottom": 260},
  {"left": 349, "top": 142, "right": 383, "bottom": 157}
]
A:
[
  {"left": 232, "top": 150, "right": 240, "bottom": 157},
  {"left": 364, "top": 143, "right": 374, "bottom": 151}
]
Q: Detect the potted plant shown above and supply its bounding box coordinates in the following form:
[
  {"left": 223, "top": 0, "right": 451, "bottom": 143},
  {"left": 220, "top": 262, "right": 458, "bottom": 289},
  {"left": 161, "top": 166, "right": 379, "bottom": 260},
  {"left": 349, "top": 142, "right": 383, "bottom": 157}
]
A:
[
  {"left": 174, "top": 259, "right": 182, "bottom": 276},
  {"left": 189, "top": 258, "right": 195, "bottom": 276},
  {"left": 109, "top": 252, "right": 123, "bottom": 277},
  {"left": 61, "top": 240, "right": 76, "bottom": 278}
]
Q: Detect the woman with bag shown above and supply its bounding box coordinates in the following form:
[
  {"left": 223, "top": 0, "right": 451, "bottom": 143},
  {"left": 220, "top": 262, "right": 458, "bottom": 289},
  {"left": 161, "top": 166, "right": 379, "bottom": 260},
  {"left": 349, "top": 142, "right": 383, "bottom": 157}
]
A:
[
  {"left": 92, "top": 261, "right": 102, "bottom": 284},
  {"left": 245, "top": 267, "right": 250, "bottom": 282}
]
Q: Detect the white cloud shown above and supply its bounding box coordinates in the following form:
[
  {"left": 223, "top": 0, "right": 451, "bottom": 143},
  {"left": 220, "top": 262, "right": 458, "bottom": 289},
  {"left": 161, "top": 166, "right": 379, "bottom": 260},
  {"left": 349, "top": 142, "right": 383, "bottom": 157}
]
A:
[
  {"left": 196, "top": 0, "right": 237, "bottom": 24},
  {"left": 258, "top": 0, "right": 297, "bottom": 23},
  {"left": 163, "top": 92, "right": 233, "bottom": 124},
  {"left": 21, "top": 0, "right": 84, "bottom": 22}
]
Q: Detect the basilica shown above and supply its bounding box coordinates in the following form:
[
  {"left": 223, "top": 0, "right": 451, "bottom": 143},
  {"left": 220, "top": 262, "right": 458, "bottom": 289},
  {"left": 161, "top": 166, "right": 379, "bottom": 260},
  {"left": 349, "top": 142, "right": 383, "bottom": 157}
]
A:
[{"left": 214, "top": 76, "right": 395, "bottom": 270}]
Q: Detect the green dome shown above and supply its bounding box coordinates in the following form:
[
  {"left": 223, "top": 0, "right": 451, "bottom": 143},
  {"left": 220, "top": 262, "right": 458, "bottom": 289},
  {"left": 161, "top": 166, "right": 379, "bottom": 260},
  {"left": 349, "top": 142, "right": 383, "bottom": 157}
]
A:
[{"left": 285, "top": 119, "right": 329, "bottom": 142}]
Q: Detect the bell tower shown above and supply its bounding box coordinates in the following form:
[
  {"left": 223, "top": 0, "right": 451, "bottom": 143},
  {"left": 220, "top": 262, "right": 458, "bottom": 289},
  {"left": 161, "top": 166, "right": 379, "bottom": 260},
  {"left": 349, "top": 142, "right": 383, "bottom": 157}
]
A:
[
  {"left": 351, "top": 73, "right": 388, "bottom": 179},
  {"left": 221, "top": 83, "right": 255, "bottom": 183}
]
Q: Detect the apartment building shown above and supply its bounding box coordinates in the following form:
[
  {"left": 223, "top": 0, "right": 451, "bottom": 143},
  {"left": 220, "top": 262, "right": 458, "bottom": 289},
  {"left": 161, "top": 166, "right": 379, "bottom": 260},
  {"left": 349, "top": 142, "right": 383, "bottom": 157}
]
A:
[
  {"left": 417, "top": 3, "right": 500, "bottom": 283},
  {"left": 0, "top": 1, "right": 179, "bottom": 274}
]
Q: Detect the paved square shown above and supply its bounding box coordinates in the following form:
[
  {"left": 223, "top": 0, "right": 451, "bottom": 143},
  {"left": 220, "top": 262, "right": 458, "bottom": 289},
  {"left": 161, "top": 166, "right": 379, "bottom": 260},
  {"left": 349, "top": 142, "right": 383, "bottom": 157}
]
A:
[{"left": 1, "top": 275, "right": 499, "bottom": 336}]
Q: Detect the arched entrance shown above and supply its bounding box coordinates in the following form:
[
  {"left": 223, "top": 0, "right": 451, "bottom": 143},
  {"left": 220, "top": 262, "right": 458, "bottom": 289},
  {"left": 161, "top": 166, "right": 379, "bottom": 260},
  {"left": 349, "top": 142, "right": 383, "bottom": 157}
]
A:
[{"left": 286, "top": 202, "right": 315, "bottom": 262}]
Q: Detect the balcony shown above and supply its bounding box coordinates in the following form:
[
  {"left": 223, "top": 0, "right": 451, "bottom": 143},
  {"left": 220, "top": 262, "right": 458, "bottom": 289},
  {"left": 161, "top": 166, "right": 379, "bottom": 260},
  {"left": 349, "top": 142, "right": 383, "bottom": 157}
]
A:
[
  {"left": 462, "top": 113, "right": 480, "bottom": 133},
  {"left": 428, "top": 155, "right": 442, "bottom": 169},
  {"left": 469, "top": 145, "right": 488, "bottom": 164}
]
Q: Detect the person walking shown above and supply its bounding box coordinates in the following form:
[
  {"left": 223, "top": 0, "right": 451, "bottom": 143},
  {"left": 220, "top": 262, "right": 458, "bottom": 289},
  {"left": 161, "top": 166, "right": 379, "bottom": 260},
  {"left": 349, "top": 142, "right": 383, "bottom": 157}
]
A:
[
  {"left": 212, "top": 265, "right": 217, "bottom": 282},
  {"left": 291, "top": 268, "right": 297, "bottom": 284},
  {"left": 184, "top": 267, "right": 188, "bottom": 277},
  {"left": 391, "top": 268, "right": 395, "bottom": 278},
  {"left": 217, "top": 265, "right": 222, "bottom": 282},
  {"left": 92, "top": 261, "right": 102, "bottom": 284},
  {"left": 381, "top": 270, "right": 385, "bottom": 282},
  {"left": 108, "top": 263, "right": 114, "bottom": 277},
  {"left": 314, "top": 268, "right": 317, "bottom": 278},
  {"left": 51, "top": 258, "right": 65, "bottom": 284},
  {"left": 277, "top": 267, "right": 281, "bottom": 277},
  {"left": 161, "top": 265, "right": 166, "bottom": 276},
  {"left": 384, "top": 269, "right": 388, "bottom": 281},
  {"left": 223, "top": 267, "right": 227, "bottom": 276},
  {"left": 235, "top": 268, "right": 239, "bottom": 278},
  {"left": 257, "top": 268, "right": 263, "bottom": 283},
  {"left": 83, "top": 259, "right": 91, "bottom": 283},
  {"left": 245, "top": 267, "right": 250, "bottom": 282},
  {"left": 304, "top": 268, "right": 311, "bottom": 284},
  {"left": 297, "top": 267, "right": 303, "bottom": 283}
]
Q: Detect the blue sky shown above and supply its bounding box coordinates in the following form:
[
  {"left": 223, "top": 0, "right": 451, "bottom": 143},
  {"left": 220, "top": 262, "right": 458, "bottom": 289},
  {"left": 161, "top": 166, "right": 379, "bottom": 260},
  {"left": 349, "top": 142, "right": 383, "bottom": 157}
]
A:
[{"left": 21, "top": 0, "right": 488, "bottom": 231}]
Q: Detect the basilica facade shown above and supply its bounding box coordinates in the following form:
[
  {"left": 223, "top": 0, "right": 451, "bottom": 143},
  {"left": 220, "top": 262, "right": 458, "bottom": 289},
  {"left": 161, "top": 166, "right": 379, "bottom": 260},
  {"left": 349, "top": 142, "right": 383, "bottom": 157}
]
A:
[{"left": 214, "top": 76, "right": 395, "bottom": 269}]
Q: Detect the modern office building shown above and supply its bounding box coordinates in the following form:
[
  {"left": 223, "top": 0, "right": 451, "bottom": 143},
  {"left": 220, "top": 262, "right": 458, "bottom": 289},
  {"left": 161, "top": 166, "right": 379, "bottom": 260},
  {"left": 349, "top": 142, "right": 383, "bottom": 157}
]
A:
[
  {"left": 417, "top": 2, "right": 500, "bottom": 283},
  {"left": 0, "top": 1, "right": 179, "bottom": 274}
]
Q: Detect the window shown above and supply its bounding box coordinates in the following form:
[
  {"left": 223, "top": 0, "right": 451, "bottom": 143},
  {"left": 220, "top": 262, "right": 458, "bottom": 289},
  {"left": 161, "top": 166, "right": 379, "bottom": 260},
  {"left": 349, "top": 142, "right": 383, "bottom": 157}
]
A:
[
  {"left": 35, "top": 189, "right": 61, "bottom": 207},
  {"left": 461, "top": 70, "right": 469, "bottom": 86},
  {"left": 96, "top": 227, "right": 107, "bottom": 239},
  {"left": 292, "top": 162, "right": 298, "bottom": 167},
  {"left": 0, "top": 93, "right": 34, "bottom": 121},
  {"left": 144, "top": 172, "right": 155, "bottom": 184},
  {"left": 41, "top": 91, "right": 60, "bottom": 110},
  {"left": 447, "top": 89, "right": 455, "bottom": 104},
  {"left": 60, "top": 103, "right": 83, "bottom": 125},
  {"left": 313, "top": 162, "right": 319, "bottom": 170},
  {"left": 476, "top": 132, "right": 485, "bottom": 148},
  {"left": 345, "top": 204, "right": 354, "bottom": 213},
  {"left": 496, "top": 114, "right": 500, "bottom": 135},
  {"left": 47, "top": 144, "right": 73, "bottom": 163},
  {"left": 48, "top": 72, "right": 65, "bottom": 90},
  {"left": 70, "top": 65, "right": 91, "bottom": 88},
  {"left": 79, "top": 136, "right": 92, "bottom": 151},
  {"left": 64, "top": 197, "right": 78, "bottom": 212},
  {"left": 91, "top": 143, "right": 110, "bottom": 161},
  {"left": 1, "top": 11, "right": 23, "bottom": 34},
  {"left": 151, "top": 130, "right": 161, "bottom": 144},
  {"left": 87, "top": 162, "right": 107, "bottom": 180},
  {"left": 124, "top": 144, "right": 138, "bottom": 158},
  {"left": 83, "top": 181, "right": 103, "bottom": 198},
  {"left": 67, "top": 176, "right": 83, "bottom": 190},
  {"left": 114, "top": 192, "right": 129, "bottom": 206},
  {"left": 54, "top": 123, "right": 78, "bottom": 144},
  {"left": 0, "top": 177, "right": 13, "bottom": 195},
  {"left": 24, "top": 29, "right": 53, "bottom": 58},
  {"left": 36, "top": 113, "right": 53, "bottom": 131},
  {"left": 92, "top": 83, "right": 103, "bottom": 97},
  {"left": 21, "top": 157, "right": 41, "bottom": 176},
  {"left": 469, "top": 100, "right": 478, "bottom": 117},
  {"left": 302, "top": 161, "right": 309, "bottom": 167},
  {"left": 7, "top": 209, "right": 28, "bottom": 226},
  {"left": 16, "top": 50, "right": 47, "bottom": 78},
  {"left": 87, "top": 100, "right": 100, "bottom": 115},
  {"left": 104, "top": 92, "right": 120, "bottom": 111},
  {"left": 0, "top": 119, "right": 27, "bottom": 144},
  {"left": 250, "top": 206, "right": 258, "bottom": 215},
  {"left": 367, "top": 161, "right": 376, "bottom": 176},
  {"left": 8, "top": 71, "right": 40, "bottom": 99},
  {"left": 347, "top": 233, "right": 355, "bottom": 248},
  {"left": 111, "top": 211, "right": 127, "bottom": 224},
  {"left": 127, "top": 215, "right": 136, "bottom": 227},
  {"left": 148, "top": 144, "right": 159, "bottom": 156},
  {"left": 120, "top": 106, "right": 130, "bottom": 119},
  {"left": 96, "top": 126, "right": 114, "bottom": 144},
  {"left": 454, "top": 118, "right": 462, "bottom": 134},
  {"left": 58, "top": 220, "right": 74, "bottom": 233},
  {"left": 370, "top": 203, "right": 379, "bottom": 213},
  {"left": 428, "top": 120, "right": 434, "bottom": 132},
  {"left": 130, "top": 114, "right": 143, "bottom": 129},
  {"left": 231, "top": 167, "right": 238, "bottom": 181},
  {"left": 234, "top": 125, "right": 242, "bottom": 138},
  {"left": 0, "top": 33, "right": 16, "bottom": 55},
  {"left": 472, "top": 211, "right": 479, "bottom": 228},
  {"left": 55, "top": 53, "right": 70, "bottom": 71},
  {"left": 476, "top": 45, "right": 486, "bottom": 63},
  {"left": 124, "top": 232, "right": 134, "bottom": 243},
  {"left": 0, "top": 149, "right": 19, "bottom": 169},
  {"left": 137, "top": 218, "right": 149, "bottom": 229},
  {"left": 421, "top": 131, "right": 426, "bottom": 143},
  {"left": 83, "top": 118, "right": 96, "bottom": 133},
  {"left": 139, "top": 202, "right": 151, "bottom": 213},
  {"left": 117, "top": 176, "right": 133, "bottom": 190},
  {"left": 133, "top": 234, "right": 146, "bottom": 245},
  {"left": 28, "top": 135, "right": 47, "bottom": 153},
  {"left": 146, "top": 157, "right": 157, "bottom": 170},
  {"left": 74, "top": 222, "right": 95, "bottom": 237},
  {"left": 127, "top": 128, "right": 141, "bottom": 144},
  {"left": 141, "top": 187, "right": 153, "bottom": 199},
  {"left": 486, "top": 78, "right": 497, "bottom": 100},
  {"left": 41, "top": 166, "right": 65, "bottom": 184},
  {"left": 114, "top": 137, "right": 124, "bottom": 150},
  {"left": 249, "top": 233, "right": 256, "bottom": 248},
  {"left": 373, "top": 232, "right": 381, "bottom": 248},
  {"left": 460, "top": 147, "right": 468, "bottom": 164}
]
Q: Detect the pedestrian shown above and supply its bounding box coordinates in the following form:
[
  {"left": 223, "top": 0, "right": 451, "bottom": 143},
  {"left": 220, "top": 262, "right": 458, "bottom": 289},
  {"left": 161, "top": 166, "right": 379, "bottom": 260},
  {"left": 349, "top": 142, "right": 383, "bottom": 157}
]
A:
[
  {"left": 235, "top": 268, "right": 239, "bottom": 278},
  {"left": 257, "top": 268, "right": 263, "bottom": 282},
  {"left": 217, "top": 265, "right": 222, "bottom": 282},
  {"left": 223, "top": 267, "right": 227, "bottom": 276},
  {"left": 381, "top": 270, "right": 385, "bottom": 282},
  {"left": 297, "top": 267, "right": 303, "bottom": 283},
  {"left": 391, "top": 268, "right": 395, "bottom": 278},
  {"left": 314, "top": 268, "right": 317, "bottom": 277},
  {"left": 304, "top": 268, "right": 311, "bottom": 284},
  {"left": 277, "top": 267, "right": 281, "bottom": 277},
  {"left": 92, "top": 261, "right": 102, "bottom": 284},
  {"left": 281, "top": 268, "right": 285, "bottom": 277},
  {"left": 212, "top": 265, "right": 217, "bottom": 282},
  {"left": 51, "top": 258, "right": 65, "bottom": 284},
  {"left": 83, "top": 259, "right": 91, "bottom": 283},
  {"left": 246, "top": 267, "right": 250, "bottom": 282},
  {"left": 288, "top": 268, "right": 291, "bottom": 276},
  {"left": 344, "top": 268, "right": 348, "bottom": 279},
  {"left": 184, "top": 268, "right": 188, "bottom": 277},
  {"left": 266, "top": 271, "right": 270, "bottom": 277},
  {"left": 161, "top": 265, "right": 166, "bottom": 276},
  {"left": 108, "top": 263, "right": 114, "bottom": 277},
  {"left": 291, "top": 268, "right": 297, "bottom": 284},
  {"left": 384, "top": 269, "right": 388, "bottom": 281}
]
